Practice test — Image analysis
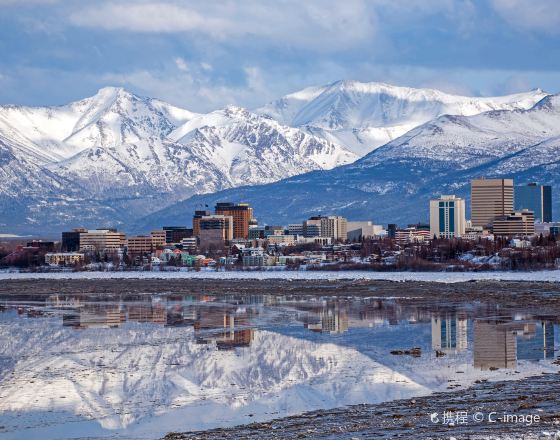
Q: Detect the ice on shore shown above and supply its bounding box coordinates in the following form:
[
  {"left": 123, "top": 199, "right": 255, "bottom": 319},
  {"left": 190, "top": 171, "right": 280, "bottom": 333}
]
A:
[{"left": 0, "top": 269, "right": 558, "bottom": 283}]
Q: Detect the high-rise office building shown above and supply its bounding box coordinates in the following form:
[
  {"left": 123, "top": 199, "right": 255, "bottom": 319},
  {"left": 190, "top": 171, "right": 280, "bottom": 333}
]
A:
[
  {"left": 198, "top": 214, "right": 234, "bottom": 246},
  {"left": 429, "top": 195, "right": 466, "bottom": 238},
  {"left": 471, "top": 178, "right": 514, "bottom": 228},
  {"left": 162, "top": 226, "right": 192, "bottom": 244},
  {"left": 431, "top": 316, "right": 468, "bottom": 354},
  {"left": 514, "top": 183, "right": 552, "bottom": 222},
  {"left": 61, "top": 228, "right": 87, "bottom": 252},
  {"left": 473, "top": 319, "right": 517, "bottom": 370},
  {"left": 307, "top": 215, "right": 348, "bottom": 241},
  {"left": 192, "top": 210, "right": 211, "bottom": 237},
  {"left": 215, "top": 203, "right": 253, "bottom": 239}
]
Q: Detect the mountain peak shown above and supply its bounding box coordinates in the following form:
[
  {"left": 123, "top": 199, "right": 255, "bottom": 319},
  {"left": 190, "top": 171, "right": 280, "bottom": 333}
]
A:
[{"left": 94, "top": 86, "right": 129, "bottom": 97}]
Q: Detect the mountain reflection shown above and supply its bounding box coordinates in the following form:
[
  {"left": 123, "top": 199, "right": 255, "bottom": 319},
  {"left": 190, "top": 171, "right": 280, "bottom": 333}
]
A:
[{"left": 0, "top": 292, "right": 558, "bottom": 439}]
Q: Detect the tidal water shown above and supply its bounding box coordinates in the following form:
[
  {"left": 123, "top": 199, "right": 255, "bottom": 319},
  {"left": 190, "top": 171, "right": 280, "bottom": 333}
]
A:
[{"left": 0, "top": 291, "right": 558, "bottom": 439}]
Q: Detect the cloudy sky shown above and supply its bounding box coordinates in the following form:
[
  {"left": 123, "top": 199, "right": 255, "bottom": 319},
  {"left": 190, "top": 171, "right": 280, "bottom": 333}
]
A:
[{"left": 1, "top": 0, "right": 559, "bottom": 111}]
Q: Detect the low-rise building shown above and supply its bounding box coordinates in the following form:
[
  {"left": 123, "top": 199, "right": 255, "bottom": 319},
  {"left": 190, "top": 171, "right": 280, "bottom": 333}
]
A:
[
  {"left": 296, "top": 236, "right": 333, "bottom": 245},
  {"left": 45, "top": 252, "right": 84, "bottom": 265},
  {"left": 462, "top": 225, "right": 491, "bottom": 241},
  {"left": 534, "top": 222, "right": 560, "bottom": 237},
  {"left": 243, "top": 254, "right": 277, "bottom": 266},
  {"left": 26, "top": 240, "right": 55, "bottom": 251},
  {"left": 288, "top": 224, "right": 304, "bottom": 235},
  {"left": 264, "top": 225, "right": 285, "bottom": 237},
  {"left": 267, "top": 234, "right": 296, "bottom": 246},
  {"left": 395, "top": 227, "right": 431, "bottom": 243},
  {"left": 492, "top": 210, "right": 535, "bottom": 237},
  {"left": 181, "top": 237, "right": 198, "bottom": 253},
  {"left": 163, "top": 226, "right": 192, "bottom": 244},
  {"left": 150, "top": 230, "right": 167, "bottom": 246},
  {"left": 248, "top": 225, "right": 265, "bottom": 240},
  {"left": 277, "top": 255, "right": 306, "bottom": 265},
  {"left": 126, "top": 235, "right": 157, "bottom": 254},
  {"left": 79, "top": 229, "right": 126, "bottom": 252},
  {"left": 347, "top": 221, "right": 383, "bottom": 241},
  {"left": 241, "top": 247, "right": 276, "bottom": 266}
]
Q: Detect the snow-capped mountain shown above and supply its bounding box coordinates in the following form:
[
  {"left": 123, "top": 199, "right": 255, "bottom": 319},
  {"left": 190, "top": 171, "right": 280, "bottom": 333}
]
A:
[
  {"left": 0, "top": 87, "right": 197, "bottom": 164},
  {"left": 0, "top": 88, "right": 355, "bottom": 233},
  {"left": 50, "top": 104, "right": 355, "bottom": 199},
  {"left": 1, "top": 82, "right": 556, "bottom": 234},
  {"left": 257, "top": 80, "right": 548, "bottom": 156},
  {"left": 140, "top": 93, "right": 560, "bottom": 229}
]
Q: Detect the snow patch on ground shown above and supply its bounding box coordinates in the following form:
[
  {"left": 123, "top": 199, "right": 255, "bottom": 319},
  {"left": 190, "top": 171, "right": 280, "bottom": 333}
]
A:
[{"left": 0, "top": 270, "right": 558, "bottom": 283}]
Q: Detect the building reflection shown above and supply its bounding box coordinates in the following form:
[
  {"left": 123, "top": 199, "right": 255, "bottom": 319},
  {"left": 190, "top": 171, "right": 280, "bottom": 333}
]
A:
[
  {"left": 473, "top": 318, "right": 555, "bottom": 370},
  {"left": 3, "top": 293, "right": 557, "bottom": 363},
  {"left": 56, "top": 296, "right": 256, "bottom": 349},
  {"left": 301, "top": 302, "right": 349, "bottom": 334},
  {"left": 193, "top": 305, "right": 254, "bottom": 350},
  {"left": 431, "top": 315, "right": 468, "bottom": 354},
  {"left": 63, "top": 306, "right": 124, "bottom": 329}
]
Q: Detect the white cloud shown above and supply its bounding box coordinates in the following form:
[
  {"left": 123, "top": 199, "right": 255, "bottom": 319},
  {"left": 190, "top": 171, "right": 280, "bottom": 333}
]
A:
[
  {"left": 100, "top": 62, "right": 280, "bottom": 112},
  {"left": 174, "top": 57, "right": 189, "bottom": 72},
  {"left": 491, "top": 0, "right": 560, "bottom": 34},
  {"left": 68, "top": 0, "right": 378, "bottom": 51}
]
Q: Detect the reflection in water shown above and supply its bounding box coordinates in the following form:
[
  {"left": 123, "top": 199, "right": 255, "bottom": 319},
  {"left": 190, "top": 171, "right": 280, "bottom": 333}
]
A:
[
  {"left": 431, "top": 315, "right": 468, "bottom": 354},
  {"left": 0, "top": 292, "right": 558, "bottom": 440},
  {"left": 473, "top": 319, "right": 555, "bottom": 370}
]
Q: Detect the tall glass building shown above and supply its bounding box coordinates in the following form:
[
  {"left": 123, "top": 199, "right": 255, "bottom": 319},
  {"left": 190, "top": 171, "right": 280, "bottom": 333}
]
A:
[
  {"left": 514, "top": 183, "right": 552, "bottom": 222},
  {"left": 429, "top": 195, "right": 466, "bottom": 238}
]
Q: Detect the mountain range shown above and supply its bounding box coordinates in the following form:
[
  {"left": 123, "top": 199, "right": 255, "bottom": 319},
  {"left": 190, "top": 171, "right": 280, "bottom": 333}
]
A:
[
  {"left": 0, "top": 87, "right": 355, "bottom": 234},
  {"left": 138, "top": 93, "right": 560, "bottom": 230},
  {"left": 0, "top": 81, "right": 555, "bottom": 234},
  {"left": 256, "top": 80, "right": 546, "bottom": 156}
]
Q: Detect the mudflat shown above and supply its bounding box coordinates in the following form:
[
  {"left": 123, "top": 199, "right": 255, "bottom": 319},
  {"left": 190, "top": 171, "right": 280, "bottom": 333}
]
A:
[{"left": 1, "top": 278, "right": 559, "bottom": 311}]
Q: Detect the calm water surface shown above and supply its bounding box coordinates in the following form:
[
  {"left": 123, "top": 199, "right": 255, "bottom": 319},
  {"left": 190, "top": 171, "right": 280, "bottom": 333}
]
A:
[{"left": 0, "top": 290, "right": 558, "bottom": 439}]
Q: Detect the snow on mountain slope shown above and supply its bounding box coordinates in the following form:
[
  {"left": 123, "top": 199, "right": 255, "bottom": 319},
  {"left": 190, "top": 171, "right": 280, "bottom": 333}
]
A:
[
  {"left": 0, "top": 87, "right": 197, "bottom": 164},
  {"left": 140, "top": 94, "right": 560, "bottom": 229},
  {"left": 0, "top": 88, "right": 355, "bottom": 233},
  {"left": 50, "top": 105, "right": 356, "bottom": 198},
  {"left": 257, "top": 80, "right": 548, "bottom": 156},
  {"left": 170, "top": 106, "right": 356, "bottom": 180},
  {"left": 359, "top": 93, "right": 560, "bottom": 170}
]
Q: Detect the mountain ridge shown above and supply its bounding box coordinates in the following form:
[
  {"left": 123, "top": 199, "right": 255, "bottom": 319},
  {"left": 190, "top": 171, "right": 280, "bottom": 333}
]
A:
[
  {"left": 0, "top": 82, "right": 555, "bottom": 234},
  {"left": 257, "top": 80, "right": 548, "bottom": 156},
  {"left": 0, "top": 87, "right": 355, "bottom": 233},
  {"left": 136, "top": 92, "right": 560, "bottom": 231}
]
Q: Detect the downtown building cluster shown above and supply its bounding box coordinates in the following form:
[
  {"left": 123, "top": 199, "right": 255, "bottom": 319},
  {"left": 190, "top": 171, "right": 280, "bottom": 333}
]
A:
[
  {"left": 2, "top": 178, "right": 558, "bottom": 269},
  {"left": 49, "top": 203, "right": 384, "bottom": 268},
  {"left": 428, "top": 180, "right": 555, "bottom": 242}
]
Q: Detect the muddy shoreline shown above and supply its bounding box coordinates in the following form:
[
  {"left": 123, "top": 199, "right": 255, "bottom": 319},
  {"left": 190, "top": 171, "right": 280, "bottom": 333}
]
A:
[
  {"left": 1, "top": 278, "right": 559, "bottom": 311},
  {"left": 164, "top": 372, "right": 560, "bottom": 439}
]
